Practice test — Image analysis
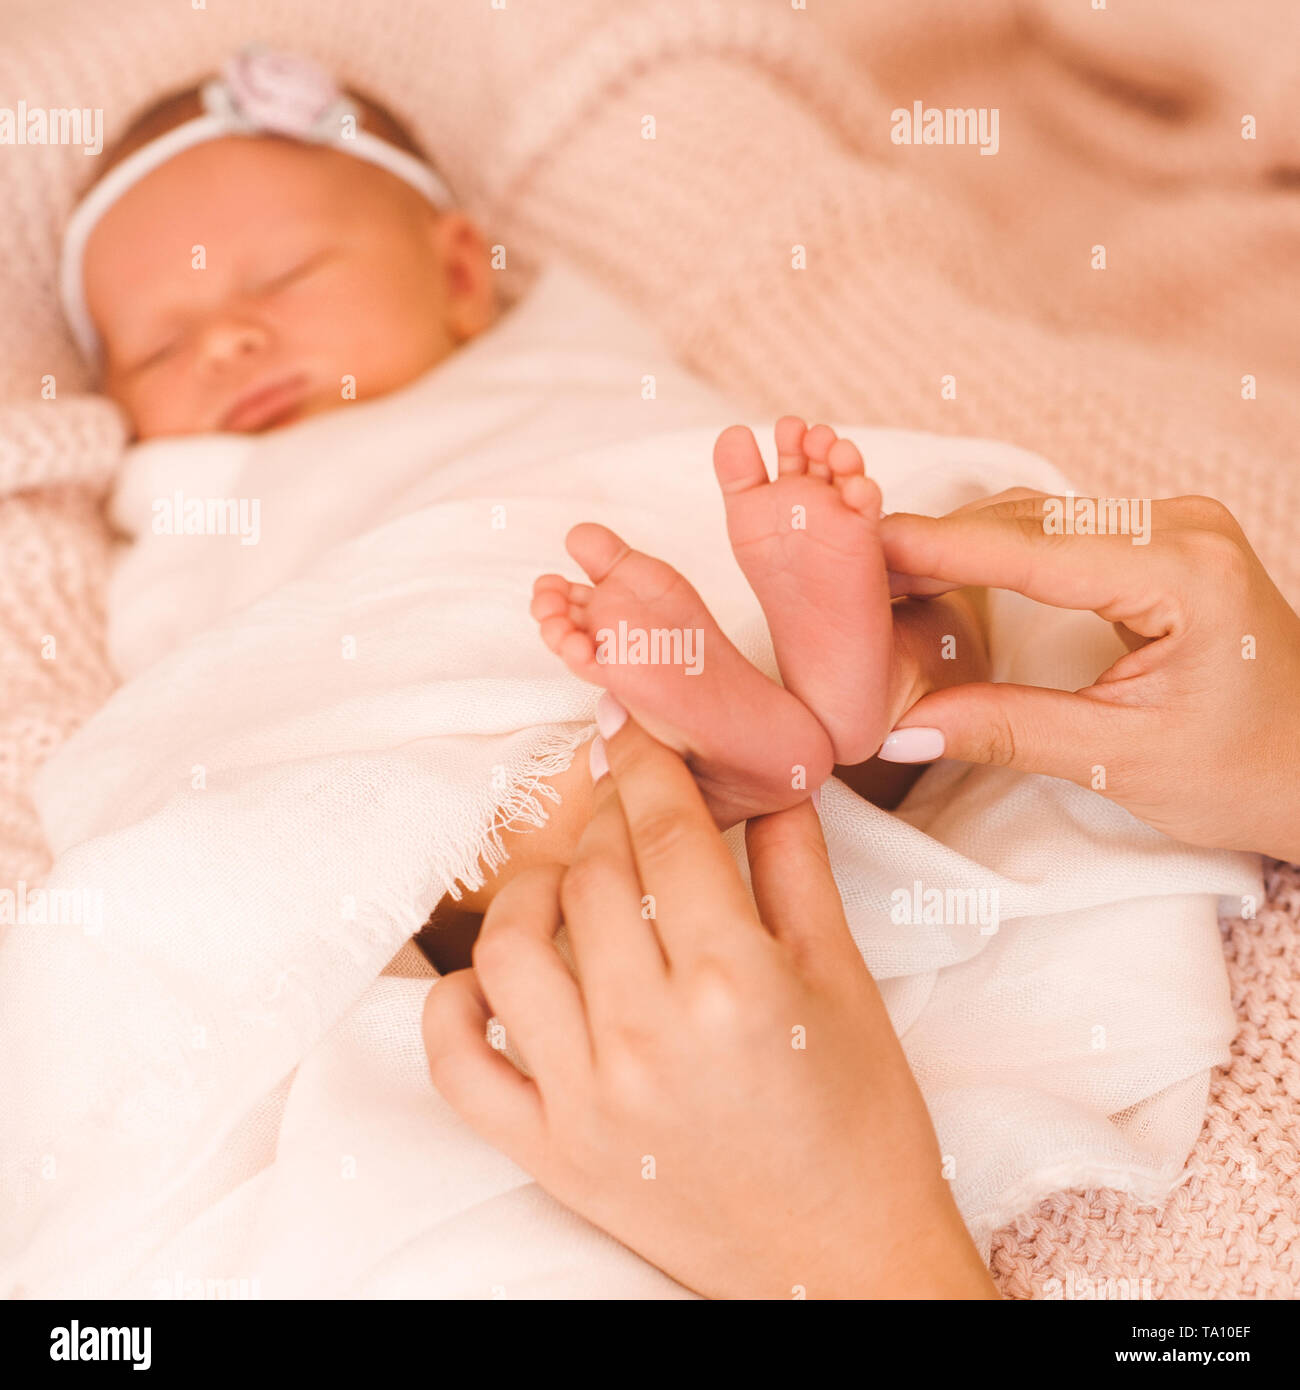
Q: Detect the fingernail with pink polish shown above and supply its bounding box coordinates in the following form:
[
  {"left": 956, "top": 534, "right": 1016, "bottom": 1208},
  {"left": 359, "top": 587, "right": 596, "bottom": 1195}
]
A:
[
  {"left": 878, "top": 727, "right": 945, "bottom": 763},
  {"left": 596, "top": 692, "right": 627, "bottom": 740},
  {"left": 589, "top": 736, "right": 609, "bottom": 781}
]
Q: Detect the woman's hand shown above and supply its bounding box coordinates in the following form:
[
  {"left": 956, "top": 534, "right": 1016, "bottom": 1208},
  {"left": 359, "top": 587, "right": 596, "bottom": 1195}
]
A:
[
  {"left": 880, "top": 492, "right": 1300, "bottom": 861},
  {"left": 423, "top": 714, "right": 996, "bottom": 1300}
]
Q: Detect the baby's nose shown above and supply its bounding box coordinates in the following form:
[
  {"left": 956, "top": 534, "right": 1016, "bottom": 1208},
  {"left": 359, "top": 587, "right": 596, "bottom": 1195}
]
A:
[{"left": 199, "top": 318, "right": 271, "bottom": 370}]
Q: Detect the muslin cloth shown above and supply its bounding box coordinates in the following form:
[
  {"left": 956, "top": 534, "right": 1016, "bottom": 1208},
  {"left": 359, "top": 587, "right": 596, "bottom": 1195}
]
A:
[{"left": 0, "top": 265, "right": 1261, "bottom": 1297}]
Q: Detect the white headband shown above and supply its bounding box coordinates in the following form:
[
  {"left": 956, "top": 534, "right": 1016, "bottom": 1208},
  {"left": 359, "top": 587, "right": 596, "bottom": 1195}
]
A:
[{"left": 59, "top": 46, "right": 454, "bottom": 367}]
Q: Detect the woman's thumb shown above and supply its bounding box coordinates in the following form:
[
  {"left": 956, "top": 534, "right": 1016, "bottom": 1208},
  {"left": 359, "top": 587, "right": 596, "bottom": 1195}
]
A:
[{"left": 881, "top": 682, "right": 1134, "bottom": 790}]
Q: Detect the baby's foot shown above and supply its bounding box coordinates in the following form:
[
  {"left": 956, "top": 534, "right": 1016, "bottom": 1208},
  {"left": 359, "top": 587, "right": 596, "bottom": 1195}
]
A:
[
  {"left": 713, "top": 419, "right": 893, "bottom": 765},
  {"left": 531, "top": 523, "right": 833, "bottom": 828}
]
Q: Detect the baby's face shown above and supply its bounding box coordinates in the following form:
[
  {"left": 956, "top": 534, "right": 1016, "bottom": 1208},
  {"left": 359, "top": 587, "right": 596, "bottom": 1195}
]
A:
[{"left": 82, "top": 136, "right": 496, "bottom": 439}]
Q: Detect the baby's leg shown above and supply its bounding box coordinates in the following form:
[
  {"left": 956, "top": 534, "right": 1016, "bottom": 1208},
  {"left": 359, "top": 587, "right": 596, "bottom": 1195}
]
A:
[{"left": 531, "top": 523, "right": 834, "bottom": 829}]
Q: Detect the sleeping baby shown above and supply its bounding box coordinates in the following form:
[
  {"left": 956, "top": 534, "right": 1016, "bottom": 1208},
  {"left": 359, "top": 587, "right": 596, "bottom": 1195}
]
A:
[
  {"left": 25, "top": 46, "right": 1258, "bottom": 1288},
  {"left": 62, "top": 44, "right": 988, "bottom": 932}
]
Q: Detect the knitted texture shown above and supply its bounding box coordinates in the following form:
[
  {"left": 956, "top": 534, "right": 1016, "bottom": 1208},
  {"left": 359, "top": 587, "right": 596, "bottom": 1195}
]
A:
[
  {"left": 0, "top": 0, "right": 1296, "bottom": 1297},
  {"left": 0, "top": 399, "right": 122, "bottom": 885},
  {"left": 991, "top": 861, "right": 1300, "bottom": 1300}
]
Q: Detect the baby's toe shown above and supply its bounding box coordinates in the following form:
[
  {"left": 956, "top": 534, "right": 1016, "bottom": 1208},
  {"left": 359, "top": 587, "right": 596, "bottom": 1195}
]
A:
[
  {"left": 840, "top": 473, "right": 883, "bottom": 518},
  {"left": 538, "top": 613, "right": 577, "bottom": 654},
  {"left": 714, "top": 424, "right": 770, "bottom": 493},
  {"left": 802, "top": 423, "right": 837, "bottom": 463},
  {"left": 557, "top": 626, "right": 597, "bottom": 668},
  {"left": 803, "top": 423, "right": 837, "bottom": 480},
  {"left": 774, "top": 415, "right": 809, "bottom": 476},
  {"left": 565, "top": 522, "right": 632, "bottom": 586},
  {"left": 534, "top": 574, "right": 594, "bottom": 627},
  {"left": 827, "top": 437, "right": 864, "bottom": 478},
  {"left": 530, "top": 589, "right": 569, "bottom": 622}
]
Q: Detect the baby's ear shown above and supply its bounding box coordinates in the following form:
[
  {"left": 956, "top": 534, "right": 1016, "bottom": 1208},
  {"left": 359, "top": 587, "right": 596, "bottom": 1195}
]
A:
[{"left": 434, "top": 212, "right": 498, "bottom": 342}]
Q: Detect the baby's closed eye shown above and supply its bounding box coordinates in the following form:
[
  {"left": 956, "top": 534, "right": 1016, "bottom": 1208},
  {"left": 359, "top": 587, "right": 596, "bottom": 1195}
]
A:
[
  {"left": 119, "top": 251, "right": 336, "bottom": 374},
  {"left": 128, "top": 333, "right": 186, "bottom": 374},
  {"left": 251, "top": 249, "right": 335, "bottom": 296}
]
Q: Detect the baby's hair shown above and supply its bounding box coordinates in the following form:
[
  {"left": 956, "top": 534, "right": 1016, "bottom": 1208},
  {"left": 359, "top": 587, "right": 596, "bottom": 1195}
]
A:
[{"left": 87, "top": 79, "right": 451, "bottom": 198}]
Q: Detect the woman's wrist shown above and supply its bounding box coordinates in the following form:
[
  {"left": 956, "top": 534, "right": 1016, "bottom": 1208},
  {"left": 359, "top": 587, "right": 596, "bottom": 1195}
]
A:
[
  {"left": 812, "top": 1194, "right": 999, "bottom": 1300},
  {"left": 1263, "top": 782, "right": 1300, "bottom": 865}
]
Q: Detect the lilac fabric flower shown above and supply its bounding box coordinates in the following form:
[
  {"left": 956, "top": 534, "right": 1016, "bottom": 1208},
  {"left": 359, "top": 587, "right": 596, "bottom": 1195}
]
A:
[{"left": 220, "top": 47, "right": 341, "bottom": 138}]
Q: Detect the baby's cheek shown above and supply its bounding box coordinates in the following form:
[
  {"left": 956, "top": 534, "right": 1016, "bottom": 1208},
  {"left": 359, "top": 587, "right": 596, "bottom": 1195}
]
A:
[
  {"left": 116, "top": 365, "right": 201, "bottom": 439},
  {"left": 306, "top": 281, "right": 451, "bottom": 392}
]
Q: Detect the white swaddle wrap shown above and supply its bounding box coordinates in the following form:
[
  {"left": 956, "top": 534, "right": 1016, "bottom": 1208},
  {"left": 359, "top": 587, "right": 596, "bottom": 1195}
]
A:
[{"left": 0, "top": 264, "right": 1259, "bottom": 1297}]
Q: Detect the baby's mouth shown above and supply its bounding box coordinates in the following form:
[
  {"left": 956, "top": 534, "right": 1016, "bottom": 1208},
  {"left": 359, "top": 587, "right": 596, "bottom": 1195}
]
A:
[{"left": 220, "top": 375, "right": 311, "bottom": 433}]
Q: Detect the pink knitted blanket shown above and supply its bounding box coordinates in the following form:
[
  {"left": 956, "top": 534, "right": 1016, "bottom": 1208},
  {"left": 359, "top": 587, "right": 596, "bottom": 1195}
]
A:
[{"left": 0, "top": 0, "right": 1296, "bottom": 1297}]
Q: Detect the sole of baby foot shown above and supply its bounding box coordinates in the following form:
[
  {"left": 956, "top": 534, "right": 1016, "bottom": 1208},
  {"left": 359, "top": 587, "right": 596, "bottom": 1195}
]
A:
[
  {"left": 530, "top": 524, "right": 832, "bottom": 828},
  {"left": 713, "top": 420, "right": 894, "bottom": 765}
]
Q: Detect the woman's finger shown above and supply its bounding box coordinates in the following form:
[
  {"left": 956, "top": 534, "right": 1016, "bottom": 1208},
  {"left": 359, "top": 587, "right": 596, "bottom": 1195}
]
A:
[
  {"left": 744, "top": 800, "right": 856, "bottom": 972},
  {"left": 472, "top": 863, "right": 592, "bottom": 1090},
  {"left": 560, "top": 773, "right": 670, "bottom": 1036},
  {"left": 888, "top": 570, "right": 963, "bottom": 599},
  {"left": 879, "top": 502, "right": 1185, "bottom": 632},
  {"left": 598, "top": 709, "right": 757, "bottom": 965},
  {"left": 881, "top": 679, "right": 1153, "bottom": 786},
  {"left": 886, "top": 491, "right": 1048, "bottom": 596},
  {"left": 422, "top": 968, "right": 546, "bottom": 1158}
]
